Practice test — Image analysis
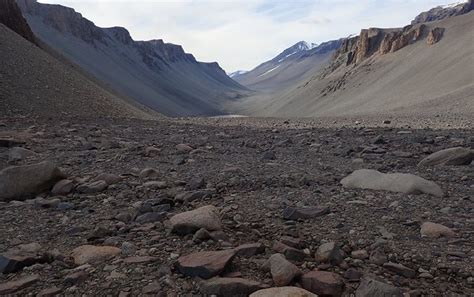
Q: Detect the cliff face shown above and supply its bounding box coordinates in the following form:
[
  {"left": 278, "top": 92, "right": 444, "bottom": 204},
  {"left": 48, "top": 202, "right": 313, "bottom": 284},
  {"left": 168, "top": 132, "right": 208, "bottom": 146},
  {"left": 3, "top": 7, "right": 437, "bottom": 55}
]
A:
[
  {"left": 412, "top": 0, "right": 473, "bottom": 24},
  {"left": 0, "top": 0, "right": 36, "bottom": 44}
]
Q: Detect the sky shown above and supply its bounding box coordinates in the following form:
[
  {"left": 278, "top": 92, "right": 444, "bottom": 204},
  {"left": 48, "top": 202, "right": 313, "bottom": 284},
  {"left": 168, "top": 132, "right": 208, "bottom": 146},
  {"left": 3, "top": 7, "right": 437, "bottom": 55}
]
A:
[{"left": 38, "top": 0, "right": 462, "bottom": 72}]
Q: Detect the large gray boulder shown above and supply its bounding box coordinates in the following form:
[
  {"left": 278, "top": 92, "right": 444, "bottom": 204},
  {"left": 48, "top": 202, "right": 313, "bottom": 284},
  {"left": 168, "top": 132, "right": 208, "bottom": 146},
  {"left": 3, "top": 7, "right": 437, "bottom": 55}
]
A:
[
  {"left": 0, "top": 161, "right": 65, "bottom": 202},
  {"left": 341, "top": 169, "right": 443, "bottom": 197},
  {"left": 418, "top": 147, "right": 474, "bottom": 167}
]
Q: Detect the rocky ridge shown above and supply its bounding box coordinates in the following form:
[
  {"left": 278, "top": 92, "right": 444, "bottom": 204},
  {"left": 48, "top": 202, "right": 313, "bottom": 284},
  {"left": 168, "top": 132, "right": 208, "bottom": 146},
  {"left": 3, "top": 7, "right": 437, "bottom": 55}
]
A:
[{"left": 0, "top": 0, "right": 36, "bottom": 43}]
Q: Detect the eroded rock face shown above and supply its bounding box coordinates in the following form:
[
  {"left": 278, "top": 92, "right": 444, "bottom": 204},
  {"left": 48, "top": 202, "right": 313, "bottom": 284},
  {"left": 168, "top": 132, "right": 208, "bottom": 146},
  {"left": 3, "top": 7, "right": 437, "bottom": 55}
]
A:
[
  {"left": 341, "top": 169, "right": 443, "bottom": 197},
  {"left": 0, "top": 161, "right": 65, "bottom": 202},
  {"left": 427, "top": 27, "right": 445, "bottom": 45},
  {"left": 0, "top": 0, "right": 36, "bottom": 44},
  {"left": 412, "top": 0, "right": 473, "bottom": 24}
]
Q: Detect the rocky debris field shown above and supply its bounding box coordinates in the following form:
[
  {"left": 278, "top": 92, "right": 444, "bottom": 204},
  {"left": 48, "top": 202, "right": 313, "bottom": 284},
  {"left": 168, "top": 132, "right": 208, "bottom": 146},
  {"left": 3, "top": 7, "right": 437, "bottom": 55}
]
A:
[{"left": 0, "top": 116, "right": 473, "bottom": 296}]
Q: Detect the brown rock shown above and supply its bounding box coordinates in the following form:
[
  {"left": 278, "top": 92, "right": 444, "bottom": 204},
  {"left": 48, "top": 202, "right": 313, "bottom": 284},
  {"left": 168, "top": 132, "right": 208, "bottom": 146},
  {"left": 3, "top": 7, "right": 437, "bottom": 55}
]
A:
[
  {"left": 200, "top": 277, "right": 266, "bottom": 296},
  {"left": 170, "top": 205, "right": 222, "bottom": 235},
  {"left": 315, "top": 242, "right": 344, "bottom": 265},
  {"left": 0, "top": 161, "right": 65, "bottom": 201},
  {"left": 0, "top": 274, "right": 39, "bottom": 294},
  {"left": 267, "top": 253, "right": 301, "bottom": 286},
  {"left": 123, "top": 256, "right": 158, "bottom": 264},
  {"left": 51, "top": 179, "right": 74, "bottom": 195},
  {"left": 300, "top": 270, "right": 345, "bottom": 296},
  {"left": 177, "top": 249, "right": 237, "bottom": 279},
  {"left": 250, "top": 287, "right": 317, "bottom": 297},
  {"left": 420, "top": 222, "right": 455, "bottom": 238},
  {"left": 273, "top": 241, "right": 307, "bottom": 262},
  {"left": 71, "top": 245, "right": 121, "bottom": 265},
  {"left": 234, "top": 243, "right": 265, "bottom": 257},
  {"left": 427, "top": 27, "right": 445, "bottom": 45}
]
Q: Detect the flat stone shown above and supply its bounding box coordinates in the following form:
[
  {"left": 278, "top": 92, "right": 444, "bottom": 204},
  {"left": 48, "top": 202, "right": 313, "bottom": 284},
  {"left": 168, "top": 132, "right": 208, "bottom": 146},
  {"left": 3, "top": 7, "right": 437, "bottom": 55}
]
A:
[
  {"left": 418, "top": 147, "right": 474, "bottom": 166},
  {"left": 273, "top": 241, "right": 307, "bottom": 262},
  {"left": 170, "top": 205, "right": 222, "bottom": 235},
  {"left": 300, "top": 270, "right": 345, "bottom": 296},
  {"left": 0, "top": 248, "right": 49, "bottom": 274},
  {"left": 250, "top": 287, "right": 317, "bottom": 297},
  {"left": 383, "top": 262, "right": 416, "bottom": 278},
  {"left": 177, "top": 249, "right": 237, "bottom": 279},
  {"left": 76, "top": 180, "right": 108, "bottom": 194},
  {"left": 123, "top": 256, "right": 158, "bottom": 264},
  {"left": 71, "top": 245, "right": 121, "bottom": 265},
  {"left": 341, "top": 169, "right": 443, "bottom": 197},
  {"left": 282, "top": 206, "right": 330, "bottom": 220},
  {"left": 0, "top": 274, "right": 39, "bottom": 294},
  {"left": 234, "top": 243, "right": 265, "bottom": 257},
  {"left": 51, "top": 179, "right": 74, "bottom": 196},
  {"left": 0, "top": 162, "right": 65, "bottom": 201},
  {"left": 267, "top": 253, "right": 301, "bottom": 286},
  {"left": 200, "top": 277, "right": 266, "bottom": 296},
  {"left": 355, "top": 277, "right": 403, "bottom": 297},
  {"left": 315, "top": 242, "right": 344, "bottom": 265},
  {"left": 420, "top": 222, "right": 455, "bottom": 238}
]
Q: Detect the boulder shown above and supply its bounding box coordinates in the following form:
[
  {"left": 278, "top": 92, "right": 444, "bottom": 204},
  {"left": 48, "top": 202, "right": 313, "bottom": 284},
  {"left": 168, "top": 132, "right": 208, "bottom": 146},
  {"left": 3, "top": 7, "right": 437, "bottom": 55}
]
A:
[
  {"left": 267, "top": 253, "right": 301, "bottom": 286},
  {"left": 300, "top": 271, "right": 345, "bottom": 296},
  {"left": 170, "top": 205, "right": 222, "bottom": 235},
  {"left": 427, "top": 27, "right": 445, "bottom": 45},
  {"left": 250, "top": 287, "right": 317, "bottom": 297},
  {"left": 355, "top": 277, "right": 403, "bottom": 297},
  {"left": 420, "top": 222, "right": 455, "bottom": 238},
  {"left": 341, "top": 169, "right": 443, "bottom": 197},
  {"left": 0, "top": 162, "right": 65, "bottom": 201},
  {"left": 71, "top": 245, "right": 121, "bottom": 265},
  {"left": 200, "top": 277, "right": 266, "bottom": 296},
  {"left": 177, "top": 249, "right": 237, "bottom": 279},
  {"left": 418, "top": 147, "right": 474, "bottom": 166}
]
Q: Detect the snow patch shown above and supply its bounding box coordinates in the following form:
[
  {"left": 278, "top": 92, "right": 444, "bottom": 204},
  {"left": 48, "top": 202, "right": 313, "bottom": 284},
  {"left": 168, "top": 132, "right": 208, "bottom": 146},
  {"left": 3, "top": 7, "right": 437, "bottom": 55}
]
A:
[{"left": 257, "top": 65, "right": 280, "bottom": 77}]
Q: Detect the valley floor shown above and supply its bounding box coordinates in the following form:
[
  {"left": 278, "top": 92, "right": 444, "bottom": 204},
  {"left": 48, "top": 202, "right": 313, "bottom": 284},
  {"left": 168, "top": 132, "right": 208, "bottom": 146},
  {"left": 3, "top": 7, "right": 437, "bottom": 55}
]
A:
[{"left": 0, "top": 116, "right": 473, "bottom": 296}]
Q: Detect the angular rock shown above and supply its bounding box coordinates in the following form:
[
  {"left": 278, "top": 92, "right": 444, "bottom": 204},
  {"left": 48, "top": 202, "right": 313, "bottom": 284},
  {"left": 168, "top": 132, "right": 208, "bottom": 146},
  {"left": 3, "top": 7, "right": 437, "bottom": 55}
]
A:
[
  {"left": 420, "top": 222, "right": 455, "bottom": 238},
  {"left": 0, "top": 274, "right": 40, "bottom": 294},
  {"left": 0, "top": 246, "right": 50, "bottom": 274},
  {"left": 282, "top": 206, "right": 330, "bottom": 220},
  {"left": 383, "top": 262, "right": 416, "bottom": 278},
  {"left": 0, "top": 161, "right": 65, "bottom": 201},
  {"left": 355, "top": 277, "right": 403, "bottom": 297},
  {"left": 64, "top": 270, "right": 88, "bottom": 286},
  {"left": 200, "top": 277, "right": 266, "bottom": 296},
  {"left": 234, "top": 243, "right": 265, "bottom": 257},
  {"left": 76, "top": 180, "right": 108, "bottom": 194},
  {"left": 341, "top": 169, "right": 443, "bottom": 197},
  {"left": 51, "top": 179, "right": 74, "bottom": 196},
  {"left": 71, "top": 245, "right": 121, "bottom": 265},
  {"left": 427, "top": 27, "right": 445, "bottom": 45},
  {"left": 250, "top": 287, "right": 317, "bottom": 297},
  {"left": 170, "top": 205, "right": 222, "bottom": 235},
  {"left": 418, "top": 147, "right": 474, "bottom": 166},
  {"left": 300, "top": 270, "right": 345, "bottom": 296},
  {"left": 267, "top": 253, "right": 301, "bottom": 286},
  {"left": 315, "top": 242, "right": 344, "bottom": 265},
  {"left": 177, "top": 249, "right": 237, "bottom": 279},
  {"left": 273, "top": 241, "right": 307, "bottom": 262}
]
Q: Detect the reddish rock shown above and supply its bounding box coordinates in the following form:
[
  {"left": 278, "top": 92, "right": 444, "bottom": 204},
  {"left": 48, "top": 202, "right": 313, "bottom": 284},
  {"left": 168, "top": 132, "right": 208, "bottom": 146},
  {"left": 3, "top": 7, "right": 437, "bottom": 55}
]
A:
[
  {"left": 177, "top": 249, "right": 237, "bottom": 279},
  {"left": 250, "top": 287, "right": 317, "bottom": 297},
  {"left": 420, "top": 222, "right": 455, "bottom": 238},
  {"left": 300, "top": 271, "right": 345, "bottom": 296},
  {"left": 123, "top": 256, "right": 158, "bottom": 264},
  {"left": 71, "top": 245, "right": 121, "bottom": 265},
  {"left": 200, "top": 277, "right": 266, "bottom": 296},
  {"left": 234, "top": 243, "right": 265, "bottom": 257},
  {"left": 427, "top": 27, "right": 445, "bottom": 45},
  {"left": 273, "top": 241, "right": 307, "bottom": 262},
  {"left": 0, "top": 274, "right": 40, "bottom": 294},
  {"left": 267, "top": 253, "right": 301, "bottom": 286}
]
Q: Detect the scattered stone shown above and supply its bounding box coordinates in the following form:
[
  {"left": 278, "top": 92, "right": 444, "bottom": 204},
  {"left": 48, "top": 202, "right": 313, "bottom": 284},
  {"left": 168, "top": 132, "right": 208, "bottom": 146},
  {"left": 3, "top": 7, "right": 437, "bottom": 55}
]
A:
[
  {"left": 95, "top": 173, "right": 122, "bottom": 185},
  {"left": 234, "top": 243, "right": 265, "bottom": 257},
  {"left": 144, "top": 146, "right": 161, "bottom": 156},
  {"left": 355, "top": 277, "right": 403, "bottom": 297},
  {"left": 420, "top": 222, "right": 455, "bottom": 238},
  {"left": 51, "top": 179, "right": 74, "bottom": 195},
  {"left": 273, "top": 241, "right": 307, "bottom": 262},
  {"left": 142, "top": 281, "right": 161, "bottom": 294},
  {"left": 64, "top": 270, "right": 88, "bottom": 286},
  {"left": 0, "top": 162, "right": 65, "bottom": 201},
  {"left": 383, "top": 262, "right": 416, "bottom": 278},
  {"left": 341, "top": 169, "right": 443, "bottom": 197},
  {"left": 123, "top": 256, "right": 158, "bottom": 264},
  {"left": 139, "top": 168, "right": 159, "bottom": 179},
  {"left": 282, "top": 206, "right": 330, "bottom": 220},
  {"left": 418, "top": 147, "right": 474, "bottom": 166},
  {"left": 200, "top": 277, "right": 266, "bottom": 296},
  {"left": 0, "top": 274, "right": 40, "bottom": 294},
  {"left": 174, "top": 190, "right": 214, "bottom": 202},
  {"left": 267, "top": 253, "right": 301, "bottom": 286},
  {"left": 71, "top": 245, "right": 121, "bottom": 265},
  {"left": 176, "top": 144, "right": 193, "bottom": 153},
  {"left": 177, "top": 249, "right": 237, "bottom": 279},
  {"left": 314, "top": 241, "right": 344, "bottom": 265},
  {"left": 351, "top": 250, "right": 369, "bottom": 260},
  {"left": 76, "top": 180, "right": 108, "bottom": 194},
  {"left": 300, "top": 270, "right": 345, "bottom": 297},
  {"left": 344, "top": 268, "right": 363, "bottom": 282},
  {"left": 170, "top": 205, "right": 222, "bottom": 235},
  {"left": 250, "top": 287, "right": 317, "bottom": 297}
]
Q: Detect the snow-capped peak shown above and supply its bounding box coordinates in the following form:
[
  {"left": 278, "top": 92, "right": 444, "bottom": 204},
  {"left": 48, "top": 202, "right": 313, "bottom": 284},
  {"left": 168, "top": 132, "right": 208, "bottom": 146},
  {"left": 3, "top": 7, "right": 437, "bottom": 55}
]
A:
[
  {"left": 228, "top": 70, "right": 248, "bottom": 78},
  {"left": 441, "top": 0, "right": 467, "bottom": 8}
]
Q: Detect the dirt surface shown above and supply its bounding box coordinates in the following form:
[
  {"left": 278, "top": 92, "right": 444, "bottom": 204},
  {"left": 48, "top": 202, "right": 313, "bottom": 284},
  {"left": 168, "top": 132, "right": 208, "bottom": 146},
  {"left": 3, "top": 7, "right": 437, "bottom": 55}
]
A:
[{"left": 0, "top": 116, "right": 472, "bottom": 296}]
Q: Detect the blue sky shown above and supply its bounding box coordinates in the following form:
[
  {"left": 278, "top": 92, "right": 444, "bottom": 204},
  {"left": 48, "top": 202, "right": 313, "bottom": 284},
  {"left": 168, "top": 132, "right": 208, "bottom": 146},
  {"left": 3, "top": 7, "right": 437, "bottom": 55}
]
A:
[{"left": 39, "top": 0, "right": 463, "bottom": 72}]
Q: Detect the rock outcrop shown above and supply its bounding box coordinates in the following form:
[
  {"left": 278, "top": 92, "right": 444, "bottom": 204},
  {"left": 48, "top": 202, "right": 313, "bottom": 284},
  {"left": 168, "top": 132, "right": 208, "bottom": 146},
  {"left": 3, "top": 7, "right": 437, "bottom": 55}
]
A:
[
  {"left": 412, "top": 0, "right": 473, "bottom": 24},
  {"left": 427, "top": 27, "right": 445, "bottom": 45},
  {"left": 0, "top": 0, "right": 36, "bottom": 43}
]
